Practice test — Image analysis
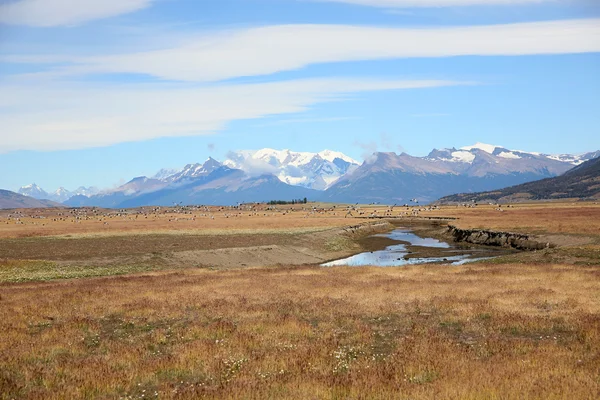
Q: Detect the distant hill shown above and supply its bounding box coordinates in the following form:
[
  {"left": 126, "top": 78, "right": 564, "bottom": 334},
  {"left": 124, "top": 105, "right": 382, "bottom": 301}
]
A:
[
  {"left": 322, "top": 147, "right": 577, "bottom": 204},
  {"left": 65, "top": 164, "right": 320, "bottom": 208},
  {"left": 437, "top": 156, "right": 600, "bottom": 203},
  {"left": 18, "top": 183, "right": 99, "bottom": 202},
  {"left": 0, "top": 189, "right": 63, "bottom": 209},
  {"left": 16, "top": 144, "right": 600, "bottom": 208}
]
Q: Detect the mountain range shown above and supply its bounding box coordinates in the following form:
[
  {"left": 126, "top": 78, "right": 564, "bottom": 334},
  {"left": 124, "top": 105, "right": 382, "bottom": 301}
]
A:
[
  {"left": 437, "top": 155, "right": 600, "bottom": 203},
  {"left": 322, "top": 144, "right": 599, "bottom": 204},
  {"left": 12, "top": 144, "right": 600, "bottom": 208},
  {"left": 223, "top": 149, "right": 359, "bottom": 190},
  {"left": 18, "top": 184, "right": 99, "bottom": 203}
]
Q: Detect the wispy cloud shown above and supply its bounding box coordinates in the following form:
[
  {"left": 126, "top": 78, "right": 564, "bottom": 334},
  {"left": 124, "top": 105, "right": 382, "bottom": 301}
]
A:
[
  {"left": 7, "top": 19, "right": 599, "bottom": 82},
  {"left": 315, "top": 0, "right": 555, "bottom": 7},
  {"left": 0, "top": 79, "right": 468, "bottom": 152},
  {"left": 0, "top": 0, "right": 155, "bottom": 27}
]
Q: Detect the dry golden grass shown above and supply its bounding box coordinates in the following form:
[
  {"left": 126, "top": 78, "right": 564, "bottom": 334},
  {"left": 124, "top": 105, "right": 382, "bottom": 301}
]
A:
[
  {"left": 2, "top": 201, "right": 598, "bottom": 238},
  {"left": 1, "top": 201, "right": 599, "bottom": 398},
  {"left": 423, "top": 202, "right": 600, "bottom": 235},
  {"left": 0, "top": 205, "right": 353, "bottom": 239},
  {"left": 1, "top": 264, "right": 599, "bottom": 399}
]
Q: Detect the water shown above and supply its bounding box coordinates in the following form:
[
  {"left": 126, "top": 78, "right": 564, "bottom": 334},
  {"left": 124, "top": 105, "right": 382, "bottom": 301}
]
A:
[
  {"left": 322, "top": 228, "right": 500, "bottom": 267},
  {"left": 375, "top": 229, "right": 450, "bottom": 248}
]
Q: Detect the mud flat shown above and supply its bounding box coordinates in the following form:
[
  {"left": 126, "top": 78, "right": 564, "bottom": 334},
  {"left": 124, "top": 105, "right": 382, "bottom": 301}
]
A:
[{"left": 0, "top": 221, "right": 395, "bottom": 282}]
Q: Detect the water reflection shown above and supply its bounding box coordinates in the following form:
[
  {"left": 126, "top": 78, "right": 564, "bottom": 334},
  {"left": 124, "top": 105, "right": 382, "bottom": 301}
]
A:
[
  {"left": 376, "top": 229, "right": 450, "bottom": 249},
  {"left": 322, "top": 228, "right": 498, "bottom": 267}
]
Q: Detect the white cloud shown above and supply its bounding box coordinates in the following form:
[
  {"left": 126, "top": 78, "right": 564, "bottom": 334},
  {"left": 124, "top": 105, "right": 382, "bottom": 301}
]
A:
[
  {"left": 225, "top": 152, "right": 280, "bottom": 177},
  {"left": 0, "top": 78, "right": 469, "bottom": 152},
  {"left": 9, "top": 19, "right": 600, "bottom": 82},
  {"left": 0, "top": 0, "right": 154, "bottom": 27},
  {"left": 315, "top": 0, "right": 553, "bottom": 7}
]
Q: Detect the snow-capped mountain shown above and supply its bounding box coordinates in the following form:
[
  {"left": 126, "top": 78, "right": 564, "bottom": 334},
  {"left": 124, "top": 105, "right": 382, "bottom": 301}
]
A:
[
  {"left": 18, "top": 184, "right": 99, "bottom": 202},
  {"left": 18, "top": 144, "right": 600, "bottom": 207},
  {"left": 163, "top": 158, "right": 224, "bottom": 184},
  {"left": 110, "top": 177, "right": 167, "bottom": 196},
  {"left": 438, "top": 156, "right": 600, "bottom": 203},
  {"left": 545, "top": 150, "right": 600, "bottom": 166},
  {"left": 52, "top": 187, "right": 72, "bottom": 203},
  {"left": 18, "top": 183, "right": 48, "bottom": 200},
  {"left": 427, "top": 143, "right": 599, "bottom": 168},
  {"left": 152, "top": 168, "right": 179, "bottom": 180},
  {"left": 72, "top": 186, "right": 100, "bottom": 198},
  {"left": 324, "top": 143, "right": 600, "bottom": 204},
  {"left": 65, "top": 158, "right": 227, "bottom": 207},
  {"left": 223, "top": 149, "right": 360, "bottom": 190}
]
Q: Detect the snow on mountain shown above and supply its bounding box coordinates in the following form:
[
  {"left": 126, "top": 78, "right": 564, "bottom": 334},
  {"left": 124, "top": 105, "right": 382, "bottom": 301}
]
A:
[
  {"left": 72, "top": 187, "right": 99, "bottom": 197},
  {"left": 460, "top": 142, "right": 501, "bottom": 154},
  {"left": 317, "top": 150, "right": 359, "bottom": 164},
  {"left": 223, "top": 148, "right": 360, "bottom": 190},
  {"left": 111, "top": 177, "right": 168, "bottom": 196},
  {"left": 17, "top": 184, "right": 99, "bottom": 203},
  {"left": 428, "top": 143, "right": 598, "bottom": 167},
  {"left": 451, "top": 151, "right": 476, "bottom": 163},
  {"left": 545, "top": 151, "right": 600, "bottom": 166},
  {"left": 17, "top": 145, "right": 599, "bottom": 208},
  {"left": 18, "top": 184, "right": 49, "bottom": 200},
  {"left": 325, "top": 145, "right": 587, "bottom": 204},
  {"left": 547, "top": 154, "right": 581, "bottom": 164},
  {"left": 497, "top": 151, "right": 522, "bottom": 160},
  {"left": 52, "top": 187, "right": 72, "bottom": 202},
  {"left": 152, "top": 168, "right": 179, "bottom": 180},
  {"left": 164, "top": 158, "right": 223, "bottom": 183},
  {"left": 426, "top": 149, "right": 476, "bottom": 164}
]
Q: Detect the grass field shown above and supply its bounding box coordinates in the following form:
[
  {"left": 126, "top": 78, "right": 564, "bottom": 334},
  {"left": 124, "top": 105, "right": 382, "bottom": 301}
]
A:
[{"left": 1, "top": 202, "right": 599, "bottom": 399}]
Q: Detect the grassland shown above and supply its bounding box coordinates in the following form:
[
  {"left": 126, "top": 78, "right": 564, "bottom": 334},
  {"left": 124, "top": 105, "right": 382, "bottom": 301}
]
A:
[{"left": 0, "top": 202, "right": 599, "bottom": 399}]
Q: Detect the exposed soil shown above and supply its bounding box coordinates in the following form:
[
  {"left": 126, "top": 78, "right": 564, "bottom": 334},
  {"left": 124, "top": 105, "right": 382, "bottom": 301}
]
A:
[{"left": 0, "top": 221, "right": 394, "bottom": 270}]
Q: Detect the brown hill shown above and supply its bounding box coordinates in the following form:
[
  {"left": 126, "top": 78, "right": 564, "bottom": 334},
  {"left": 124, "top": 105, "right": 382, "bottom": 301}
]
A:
[{"left": 0, "top": 189, "right": 63, "bottom": 209}]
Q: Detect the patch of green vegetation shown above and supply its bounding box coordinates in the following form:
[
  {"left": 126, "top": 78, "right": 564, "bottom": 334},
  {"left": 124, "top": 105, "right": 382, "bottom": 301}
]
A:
[
  {"left": 557, "top": 247, "right": 600, "bottom": 260},
  {"left": 499, "top": 317, "right": 576, "bottom": 340},
  {"left": 439, "top": 320, "right": 463, "bottom": 333},
  {"left": 27, "top": 320, "right": 54, "bottom": 335},
  {"left": 0, "top": 260, "right": 167, "bottom": 283},
  {"left": 324, "top": 236, "right": 354, "bottom": 252},
  {"left": 408, "top": 369, "right": 439, "bottom": 385},
  {"left": 364, "top": 314, "right": 405, "bottom": 357}
]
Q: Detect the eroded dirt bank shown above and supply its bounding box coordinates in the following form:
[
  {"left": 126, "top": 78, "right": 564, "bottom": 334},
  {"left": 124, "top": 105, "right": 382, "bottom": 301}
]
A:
[
  {"left": 446, "top": 225, "right": 552, "bottom": 250},
  {"left": 0, "top": 221, "right": 395, "bottom": 271}
]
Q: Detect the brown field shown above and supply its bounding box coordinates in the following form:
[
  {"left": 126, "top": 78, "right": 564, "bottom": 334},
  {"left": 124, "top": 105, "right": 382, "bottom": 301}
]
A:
[
  {"left": 1, "top": 201, "right": 599, "bottom": 399},
  {"left": 0, "top": 204, "right": 353, "bottom": 239}
]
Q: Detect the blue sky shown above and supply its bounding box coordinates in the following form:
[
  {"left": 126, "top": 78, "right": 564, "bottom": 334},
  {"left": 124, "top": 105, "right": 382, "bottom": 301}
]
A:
[{"left": 0, "top": 0, "right": 599, "bottom": 192}]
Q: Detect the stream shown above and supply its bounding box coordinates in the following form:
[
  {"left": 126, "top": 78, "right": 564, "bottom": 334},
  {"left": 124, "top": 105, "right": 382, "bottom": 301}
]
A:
[{"left": 322, "top": 228, "right": 508, "bottom": 267}]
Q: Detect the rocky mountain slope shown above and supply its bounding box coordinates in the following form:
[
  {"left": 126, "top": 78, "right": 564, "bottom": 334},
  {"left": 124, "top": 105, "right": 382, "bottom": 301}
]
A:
[
  {"left": 321, "top": 144, "right": 599, "bottom": 204},
  {"left": 65, "top": 161, "right": 319, "bottom": 208},
  {"left": 16, "top": 145, "right": 600, "bottom": 207},
  {"left": 437, "top": 156, "right": 600, "bottom": 203}
]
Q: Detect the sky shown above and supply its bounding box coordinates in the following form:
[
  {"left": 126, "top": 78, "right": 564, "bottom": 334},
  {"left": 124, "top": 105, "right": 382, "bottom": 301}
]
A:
[{"left": 0, "top": 0, "right": 599, "bottom": 192}]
